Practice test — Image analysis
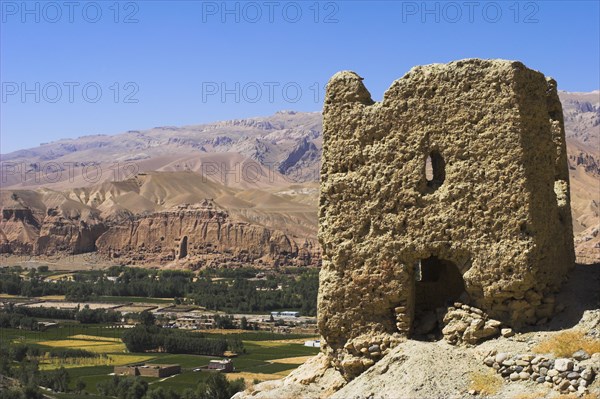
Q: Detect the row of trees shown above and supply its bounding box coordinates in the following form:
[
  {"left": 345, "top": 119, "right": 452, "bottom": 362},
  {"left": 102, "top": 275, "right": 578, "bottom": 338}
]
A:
[
  {"left": 0, "top": 343, "right": 71, "bottom": 399},
  {"left": 0, "top": 312, "right": 38, "bottom": 331},
  {"left": 0, "top": 303, "right": 121, "bottom": 325},
  {"left": 4, "top": 343, "right": 98, "bottom": 363},
  {"left": 121, "top": 323, "right": 241, "bottom": 355},
  {"left": 0, "top": 266, "right": 319, "bottom": 315},
  {"left": 47, "top": 348, "right": 100, "bottom": 359},
  {"left": 187, "top": 270, "right": 318, "bottom": 315}
]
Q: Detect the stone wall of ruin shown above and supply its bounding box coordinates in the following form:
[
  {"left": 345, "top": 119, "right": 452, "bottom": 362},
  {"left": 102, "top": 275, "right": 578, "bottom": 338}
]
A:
[{"left": 318, "top": 59, "right": 575, "bottom": 378}]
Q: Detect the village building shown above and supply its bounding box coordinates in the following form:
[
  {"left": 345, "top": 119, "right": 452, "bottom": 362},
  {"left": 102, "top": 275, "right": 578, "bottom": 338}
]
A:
[
  {"left": 114, "top": 364, "right": 181, "bottom": 378},
  {"left": 207, "top": 359, "right": 234, "bottom": 372}
]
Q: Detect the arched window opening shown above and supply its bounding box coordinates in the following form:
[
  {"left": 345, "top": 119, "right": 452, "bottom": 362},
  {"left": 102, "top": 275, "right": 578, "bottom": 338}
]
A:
[{"left": 425, "top": 150, "right": 446, "bottom": 192}]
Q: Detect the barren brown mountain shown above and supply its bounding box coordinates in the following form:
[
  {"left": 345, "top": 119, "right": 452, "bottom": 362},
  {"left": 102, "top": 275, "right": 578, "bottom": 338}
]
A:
[{"left": 561, "top": 91, "right": 600, "bottom": 263}]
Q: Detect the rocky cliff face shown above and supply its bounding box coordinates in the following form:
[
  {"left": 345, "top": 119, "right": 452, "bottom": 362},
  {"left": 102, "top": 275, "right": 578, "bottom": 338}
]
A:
[
  {"left": 560, "top": 91, "right": 600, "bottom": 263},
  {"left": 36, "top": 211, "right": 107, "bottom": 255},
  {"left": 570, "top": 152, "right": 600, "bottom": 176},
  {"left": 0, "top": 187, "right": 318, "bottom": 268},
  {"left": 96, "top": 200, "right": 317, "bottom": 267},
  {"left": 561, "top": 90, "right": 600, "bottom": 145},
  {"left": 0, "top": 192, "right": 106, "bottom": 256},
  {"left": 0, "top": 206, "right": 39, "bottom": 254}
]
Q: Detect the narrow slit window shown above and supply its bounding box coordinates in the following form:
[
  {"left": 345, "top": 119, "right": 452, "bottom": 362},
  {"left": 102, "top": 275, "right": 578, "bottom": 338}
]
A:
[{"left": 425, "top": 150, "right": 445, "bottom": 192}]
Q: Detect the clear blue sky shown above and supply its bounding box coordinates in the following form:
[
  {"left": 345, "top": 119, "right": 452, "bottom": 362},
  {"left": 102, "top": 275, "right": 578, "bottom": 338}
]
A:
[{"left": 1, "top": 0, "right": 599, "bottom": 153}]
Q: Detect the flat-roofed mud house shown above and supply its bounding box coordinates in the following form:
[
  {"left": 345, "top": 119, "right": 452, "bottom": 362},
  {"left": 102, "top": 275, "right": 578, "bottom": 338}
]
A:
[
  {"left": 114, "top": 364, "right": 181, "bottom": 378},
  {"left": 207, "top": 359, "right": 234, "bottom": 372},
  {"left": 318, "top": 59, "right": 575, "bottom": 378}
]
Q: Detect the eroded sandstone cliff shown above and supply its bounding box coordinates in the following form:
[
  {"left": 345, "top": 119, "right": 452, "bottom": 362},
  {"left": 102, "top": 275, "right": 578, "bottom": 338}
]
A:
[
  {"left": 0, "top": 187, "right": 319, "bottom": 268},
  {"left": 95, "top": 200, "right": 316, "bottom": 267},
  {"left": 0, "top": 191, "right": 106, "bottom": 256}
]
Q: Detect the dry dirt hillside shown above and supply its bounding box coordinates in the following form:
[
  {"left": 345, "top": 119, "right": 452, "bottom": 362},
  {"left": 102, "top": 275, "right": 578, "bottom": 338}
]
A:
[
  {"left": 560, "top": 91, "right": 600, "bottom": 263},
  {"left": 0, "top": 92, "right": 598, "bottom": 265}
]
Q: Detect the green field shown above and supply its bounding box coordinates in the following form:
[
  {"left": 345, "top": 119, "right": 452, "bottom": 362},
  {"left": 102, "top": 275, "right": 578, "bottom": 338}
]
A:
[
  {"left": 1, "top": 324, "right": 319, "bottom": 395},
  {"left": 66, "top": 366, "right": 119, "bottom": 394},
  {"left": 0, "top": 324, "right": 126, "bottom": 345},
  {"left": 233, "top": 341, "right": 318, "bottom": 370},
  {"left": 145, "top": 371, "right": 214, "bottom": 393},
  {"left": 202, "top": 331, "right": 317, "bottom": 341},
  {"left": 95, "top": 296, "right": 174, "bottom": 304}
]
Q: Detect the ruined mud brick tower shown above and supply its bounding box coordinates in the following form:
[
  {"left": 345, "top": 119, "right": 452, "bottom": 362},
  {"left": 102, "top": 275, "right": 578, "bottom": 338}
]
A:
[{"left": 318, "top": 59, "right": 575, "bottom": 376}]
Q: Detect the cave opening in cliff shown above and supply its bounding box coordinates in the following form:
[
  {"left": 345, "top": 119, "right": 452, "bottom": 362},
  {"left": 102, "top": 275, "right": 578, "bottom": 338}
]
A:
[
  {"left": 179, "top": 236, "right": 188, "bottom": 259},
  {"left": 411, "top": 256, "right": 466, "bottom": 339}
]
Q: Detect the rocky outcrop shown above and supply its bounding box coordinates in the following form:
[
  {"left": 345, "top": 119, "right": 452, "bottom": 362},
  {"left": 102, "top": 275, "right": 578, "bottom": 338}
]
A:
[
  {"left": 35, "top": 209, "right": 107, "bottom": 255},
  {"left": 0, "top": 200, "right": 106, "bottom": 256},
  {"left": 95, "top": 200, "right": 316, "bottom": 267},
  {"left": 278, "top": 138, "right": 320, "bottom": 176},
  {"left": 0, "top": 206, "right": 40, "bottom": 254},
  {"left": 0, "top": 190, "right": 318, "bottom": 267},
  {"left": 561, "top": 92, "right": 600, "bottom": 144},
  {"left": 318, "top": 60, "right": 576, "bottom": 379},
  {"left": 570, "top": 152, "right": 600, "bottom": 175}
]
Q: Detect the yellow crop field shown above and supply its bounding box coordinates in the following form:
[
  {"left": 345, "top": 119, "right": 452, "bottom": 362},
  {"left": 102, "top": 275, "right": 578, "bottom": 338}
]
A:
[
  {"left": 40, "top": 340, "right": 100, "bottom": 347},
  {"left": 39, "top": 339, "right": 112, "bottom": 347},
  {"left": 79, "top": 343, "right": 126, "bottom": 353},
  {"left": 274, "top": 370, "right": 295, "bottom": 377},
  {"left": 38, "top": 353, "right": 153, "bottom": 370},
  {"left": 39, "top": 295, "right": 66, "bottom": 300},
  {"left": 69, "top": 334, "right": 122, "bottom": 343},
  {"left": 39, "top": 339, "right": 126, "bottom": 353},
  {"left": 108, "top": 354, "right": 154, "bottom": 365},
  {"left": 39, "top": 356, "right": 111, "bottom": 370},
  {"left": 225, "top": 372, "right": 283, "bottom": 383},
  {"left": 271, "top": 356, "right": 312, "bottom": 364}
]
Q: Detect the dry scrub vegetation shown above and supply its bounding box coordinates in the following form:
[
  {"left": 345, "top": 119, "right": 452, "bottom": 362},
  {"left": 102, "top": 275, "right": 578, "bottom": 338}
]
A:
[
  {"left": 533, "top": 330, "right": 600, "bottom": 357},
  {"left": 560, "top": 394, "right": 598, "bottom": 399},
  {"left": 510, "top": 393, "right": 599, "bottom": 399},
  {"left": 469, "top": 369, "right": 503, "bottom": 396},
  {"left": 509, "top": 392, "right": 549, "bottom": 399}
]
